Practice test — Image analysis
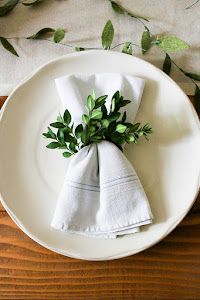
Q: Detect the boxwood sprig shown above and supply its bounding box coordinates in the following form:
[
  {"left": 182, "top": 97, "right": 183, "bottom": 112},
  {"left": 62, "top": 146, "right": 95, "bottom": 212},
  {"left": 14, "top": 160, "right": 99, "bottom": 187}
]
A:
[{"left": 43, "top": 91, "right": 153, "bottom": 158}]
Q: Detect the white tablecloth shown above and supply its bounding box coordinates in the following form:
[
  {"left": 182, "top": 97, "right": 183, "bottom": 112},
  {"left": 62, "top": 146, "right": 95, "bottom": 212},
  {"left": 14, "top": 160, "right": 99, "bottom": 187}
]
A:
[{"left": 0, "top": 0, "right": 199, "bottom": 95}]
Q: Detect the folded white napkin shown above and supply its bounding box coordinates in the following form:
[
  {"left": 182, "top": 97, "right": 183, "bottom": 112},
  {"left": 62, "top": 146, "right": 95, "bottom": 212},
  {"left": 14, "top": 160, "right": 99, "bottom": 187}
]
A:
[{"left": 51, "top": 73, "right": 153, "bottom": 238}]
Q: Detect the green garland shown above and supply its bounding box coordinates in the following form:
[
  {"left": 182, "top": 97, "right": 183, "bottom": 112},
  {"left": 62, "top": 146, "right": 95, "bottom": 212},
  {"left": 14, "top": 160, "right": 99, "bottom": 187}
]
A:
[
  {"left": 0, "top": 0, "right": 199, "bottom": 112},
  {"left": 43, "top": 91, "right": 153, "bottom": 158}
]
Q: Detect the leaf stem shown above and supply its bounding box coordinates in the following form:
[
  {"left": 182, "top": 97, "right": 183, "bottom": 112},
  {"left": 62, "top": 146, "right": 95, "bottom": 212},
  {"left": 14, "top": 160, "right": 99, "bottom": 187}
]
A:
[
  {"left": 4, "top": 36, "right": 144, "bottom": 52},
  {"left": 4, "top": 36, "right": 103, "bottom": 50},
  {"left": 136, "top": 17, "right": 148, "bottom": 28},
  {"left": 111, "top": 42, "right": 145, "bottom": 52},
  {"left": 163, "top": 51, "right": 198, "bottom": 87}
]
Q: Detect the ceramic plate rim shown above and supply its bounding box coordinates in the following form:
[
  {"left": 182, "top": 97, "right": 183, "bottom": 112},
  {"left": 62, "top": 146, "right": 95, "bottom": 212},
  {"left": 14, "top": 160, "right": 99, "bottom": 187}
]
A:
[{"left": 0, "top": 50, "right": 200, "bottom": 261}]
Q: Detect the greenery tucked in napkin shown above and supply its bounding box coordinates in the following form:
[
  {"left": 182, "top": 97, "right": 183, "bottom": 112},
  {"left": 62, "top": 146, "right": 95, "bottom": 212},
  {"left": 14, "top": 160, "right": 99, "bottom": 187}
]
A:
[{"left": 43, "top": 91, "right": 153, "bottom": 157}]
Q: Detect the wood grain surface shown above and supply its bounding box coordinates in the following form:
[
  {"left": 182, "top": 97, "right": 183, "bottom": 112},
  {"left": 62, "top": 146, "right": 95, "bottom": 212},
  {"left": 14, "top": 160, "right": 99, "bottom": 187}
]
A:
[{"left": 0, "top": 96, "right": 200, "bottom": 300}]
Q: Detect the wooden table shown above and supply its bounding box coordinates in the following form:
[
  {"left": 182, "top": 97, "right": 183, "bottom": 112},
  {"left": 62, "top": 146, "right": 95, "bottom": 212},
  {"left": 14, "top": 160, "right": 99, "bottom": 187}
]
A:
[{"left": 0, "top": 96, "right": 199, "bottom": 300}]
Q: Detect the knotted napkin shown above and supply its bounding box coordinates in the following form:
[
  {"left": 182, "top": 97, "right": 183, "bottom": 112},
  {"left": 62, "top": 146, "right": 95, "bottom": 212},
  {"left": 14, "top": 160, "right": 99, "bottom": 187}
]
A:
[{"left": 51, "top": 73, "right": 153, "bottom": 238}]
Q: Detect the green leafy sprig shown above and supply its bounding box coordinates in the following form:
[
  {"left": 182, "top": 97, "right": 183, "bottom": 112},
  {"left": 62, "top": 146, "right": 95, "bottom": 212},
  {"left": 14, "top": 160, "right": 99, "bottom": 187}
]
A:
[
  {"left": 0, "top": 27, "right": 66, "bottom": 56},
  {"left": 43, "top": 91, "right": 153, "bottom": 158},
  {"left": 1, "top": 0, "right": 199, "bottom": 113}
]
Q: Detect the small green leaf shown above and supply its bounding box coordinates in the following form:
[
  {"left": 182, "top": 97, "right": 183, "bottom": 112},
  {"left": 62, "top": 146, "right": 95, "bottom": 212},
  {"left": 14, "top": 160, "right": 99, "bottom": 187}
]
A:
[
  {"left": 75, "top": 47, "right": 85, "bottom": 51},
  {"left": 127, "top": 122, "right": 140, "bottom": 132},
  {"left": 46, "top": 142, "right": 60, "bottom": 149},
  {"left": 0, "top": 37, "right": 19, "bottom": 56},
  {"left": 87, "top": 95, "right": 95, "bottom": 111},
  {"left": 50, "top": 122, "right": 64, "bottom": 128},
  {"left": 61, "top": 126, "right": 70, "bottom": 134},
  {"left": 53, "top": 28, "right": 65, "bottom": 43},
  {"left": 63, "top": 151, "right": 73, "bottom": 158},
  {"left": 57, "top": 129, "right": 65, "bottom": 143},
  {"left": 156, "top": 35, "right": 189, "bottom": 52},
  {"left": 118, "top": 100, "right": 131, "bottom": 108},
  {"left": 111, "top": 132, "right": 125, "bottom": 145},
  {"left": 141, "top": 28, "right": 151, "bottom": 54},
  {"left": 194, "top": 85, "right": 200, "bottom": 114},
  {"left": 101, "top": 20, "right": 114, "bottom": 50},
  {"left": 163, "top": 53, "right": 172, "bottom": 75},
  {"left": 109, "top": 0, "right": 124, "bottom": 14},
  {"left": 141, "top": 124, "right": 153, "bottom": 136},
  {"left": 101, "top": 119, "right": 109, "bottom": 128},
  {"left": 57, "top": 114, "right": 63, "bottom": 122},
  {"left": 116, "top": 124, "right": 127, "bottom": 133},
  {"left": 64, "top": 132, "right": 77, "bottom": 144},
  {"left": 109, "top": 0, "right": 149, "bottom": 21},
  {"left": 108, "top": 112, "right": 120, "bottom": 123},
  {"left": 122, "top": 42, "right": 132, "bottom": 55},
  {"left": 121, "top": 112, "right": 126, "bottom": 123},
  {"left": 27, "top": 27, "right": 55, "bottom": 39},
  {"left": 82, "top": 114, "right": 89, "bottom": 124},
  {"left": 22, "top": 0, "right": 41, "bottom": 6},
  {"left": 47, "top": 126, "right": 56, "bottom": 139},
  {"left": 0, "top": 0, "right": 19, "bottom": 17},
  {"left": 88, "top": 126, "right": 96, "bottom": 135},
  {"left": 69, "top": 142, "right": 76, "bottom": 152},
  {"left": 81, "top": 131, "right": 87, "bottom": 144},
  {"left": 42, "top": 132, "right": 52, "bottom": 138},
  {"left": 112, "top": 91, "right": 121, "bottom": 103},
  {"left": 126, "top": 135, "right": 135, "bottom": 143},
  {"left": 101, "top": 104, "right": 108, "bottom": 118},
  {"left": 95, "top": 95, "right": 107, "bottom": 108},
  {"left": 63, "top": 109, "right": 71, "bottom": 124},
  {"left": 64, "top": 133, "right": 77, "bottom": 144},
  {"left": 184, "top": 72, "right": 200, "bottom": 81},
  {"left": 91, "top": 110, "right": 103, "bottom": 120},
  {"left": 75, "top": 124, "right": 83, "bottom": 138},
  {"left": 71, "top": 122, "right": 74, "bottom": 131}
]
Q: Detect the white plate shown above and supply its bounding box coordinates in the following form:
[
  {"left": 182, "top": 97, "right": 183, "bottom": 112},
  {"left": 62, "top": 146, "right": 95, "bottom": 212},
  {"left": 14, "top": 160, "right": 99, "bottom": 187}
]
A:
[{"left": 0, "top": 51, "right": 200, "bottom": 260}]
